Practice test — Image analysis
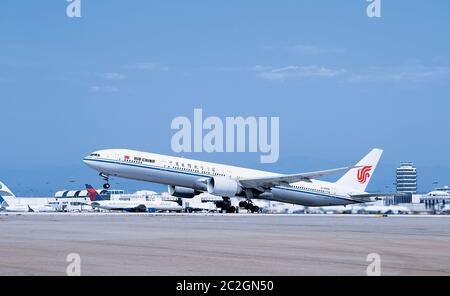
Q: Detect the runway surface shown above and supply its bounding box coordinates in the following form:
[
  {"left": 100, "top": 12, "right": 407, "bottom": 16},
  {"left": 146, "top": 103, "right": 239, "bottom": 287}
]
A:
[{"left": 0, "top": 213, "right": 449, "bottom": 276}]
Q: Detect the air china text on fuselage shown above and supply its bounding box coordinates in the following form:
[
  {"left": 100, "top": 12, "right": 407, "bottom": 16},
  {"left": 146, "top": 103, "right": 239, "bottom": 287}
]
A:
[{"left": 83, "top": 148, "right": 385, "bottom": 212}]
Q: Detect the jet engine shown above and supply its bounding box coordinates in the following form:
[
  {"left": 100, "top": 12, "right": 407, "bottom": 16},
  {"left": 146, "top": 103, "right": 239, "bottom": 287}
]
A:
[
  {"left": 207, "top": 177, "right": 242, "bottom": 197},
  {"left": 168, "top": 186, "right": 201, "bottom": 199}
]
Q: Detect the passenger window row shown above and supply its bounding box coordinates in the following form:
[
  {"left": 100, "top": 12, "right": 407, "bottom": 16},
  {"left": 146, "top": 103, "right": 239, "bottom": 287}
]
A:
[{"left": 291, "top": 185, "right": 330, "bottom": 194}]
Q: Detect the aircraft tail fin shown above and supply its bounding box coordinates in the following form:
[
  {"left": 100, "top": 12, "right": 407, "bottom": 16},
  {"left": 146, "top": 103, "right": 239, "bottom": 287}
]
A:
[
  {"left": 85, "top": 184, "right": 105, "bottom": 201},
  {"left": 335, "top": 149, "right": 383, "bottom": 192},
  {"left": 0, "top": 181, "right": 16, "bottom": 207}
]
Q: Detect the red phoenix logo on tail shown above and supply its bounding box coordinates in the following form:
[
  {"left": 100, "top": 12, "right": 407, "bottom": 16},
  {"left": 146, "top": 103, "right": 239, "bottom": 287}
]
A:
[{"left": 357, "top": 166, "right": 373, "bottom": 184}]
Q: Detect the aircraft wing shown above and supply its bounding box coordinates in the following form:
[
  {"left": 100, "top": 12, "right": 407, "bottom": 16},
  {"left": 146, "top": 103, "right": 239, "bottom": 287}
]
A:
[{"left": 238, "top": 166, "right": 358, "bottom": 191}]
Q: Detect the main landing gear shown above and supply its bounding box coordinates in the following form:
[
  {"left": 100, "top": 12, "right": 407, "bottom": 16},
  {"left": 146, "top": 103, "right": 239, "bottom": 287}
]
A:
[
  {"left": 240, "top": 189, "right": 260, "bottom": 213},
  {"left": 239, "top": 200, "right": 260, "bottom": 213},
  {"left": 100, "top": 173, "right": 110, "bottom": 189},
  {"left": 216, "top": 197, "right": 237, "bottom": 213},
  {"left": 216, "top": 196, "right": 260, "bottom": 214}
]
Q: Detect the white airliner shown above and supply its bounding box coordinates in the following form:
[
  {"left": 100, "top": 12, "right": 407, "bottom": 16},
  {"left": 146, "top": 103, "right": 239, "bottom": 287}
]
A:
[
  {"left": 83, "top": 149, "right": 387, "bottom": 213},
  {"left": 84, "top": 185, "right": 183, "bottom": 212},
  {"left": 0, "top": 182, "right": 58, "bottom": 212}
]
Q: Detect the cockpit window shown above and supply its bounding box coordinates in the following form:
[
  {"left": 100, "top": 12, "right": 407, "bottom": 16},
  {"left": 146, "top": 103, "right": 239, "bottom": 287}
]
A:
[{"left": 90, "top": 153, "right": 100, "bottom": 157}]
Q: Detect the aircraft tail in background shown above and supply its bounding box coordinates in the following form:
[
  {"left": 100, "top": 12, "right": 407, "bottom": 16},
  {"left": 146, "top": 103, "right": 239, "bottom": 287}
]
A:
[
  {"left": 85, "top": 184, "right": 105, "bottom": 202},
  {"left": 0, "top": 181, "right": 17, "bottom": 206}
]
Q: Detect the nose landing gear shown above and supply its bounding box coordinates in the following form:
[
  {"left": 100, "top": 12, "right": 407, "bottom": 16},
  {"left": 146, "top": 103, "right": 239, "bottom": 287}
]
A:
[{"left": 99, "top": 173, "right": 110, "bottom": 189}]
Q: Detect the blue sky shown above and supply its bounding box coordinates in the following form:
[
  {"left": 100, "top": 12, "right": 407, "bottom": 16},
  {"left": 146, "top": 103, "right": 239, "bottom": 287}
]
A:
[{"left": 1, "top": 1, "right": 450, "bottom": 195}]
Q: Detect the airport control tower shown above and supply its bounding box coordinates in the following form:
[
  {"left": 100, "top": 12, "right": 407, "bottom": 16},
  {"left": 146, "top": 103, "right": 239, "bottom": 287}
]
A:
[{"left": 396, "top": 162, "right": 417, "bottom": 194}]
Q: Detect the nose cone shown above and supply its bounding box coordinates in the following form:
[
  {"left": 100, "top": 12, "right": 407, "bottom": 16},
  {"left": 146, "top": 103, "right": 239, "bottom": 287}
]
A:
[
  {"left": 83, "top": 157, "right": 94, "bottom": 169},
  {"left": 83, "top": 151, "right": 101, "bottom": 168}
]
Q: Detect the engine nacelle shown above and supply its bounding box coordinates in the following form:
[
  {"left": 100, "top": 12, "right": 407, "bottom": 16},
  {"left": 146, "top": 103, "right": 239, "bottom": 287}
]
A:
[
  {"left": 207, "top": 177, "right": 242, "bottom": 197},
  {"left": 168, "top": 186, "right": 200, "bottom": 199}
]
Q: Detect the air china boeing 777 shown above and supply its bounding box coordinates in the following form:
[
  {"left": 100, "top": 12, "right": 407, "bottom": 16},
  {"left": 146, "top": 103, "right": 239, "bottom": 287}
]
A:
[{"left": 83, "top": 149, "right": 385, "bottom": 213}]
